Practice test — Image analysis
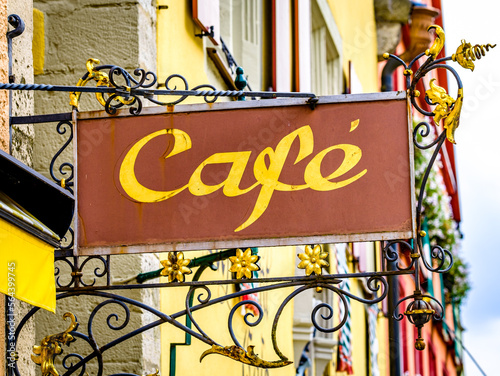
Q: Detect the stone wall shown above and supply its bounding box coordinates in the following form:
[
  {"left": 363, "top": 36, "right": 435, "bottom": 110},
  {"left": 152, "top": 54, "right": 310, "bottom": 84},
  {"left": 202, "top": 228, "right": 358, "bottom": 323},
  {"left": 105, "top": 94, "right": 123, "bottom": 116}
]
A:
[
  {"left": 33, "top": 0, "right": 157, "bottom": 180},
  {"left": 374, "top": 0, "right": 412, "bottom": 60},
  {"left": 3, "top": 0, "right": 37, "bottom": 375},
  {"left": 9, "top": 0, "right": 34, "bottom": 165},
  {"left": 29, "top": 0, "right": 161, "bottom": 374}
]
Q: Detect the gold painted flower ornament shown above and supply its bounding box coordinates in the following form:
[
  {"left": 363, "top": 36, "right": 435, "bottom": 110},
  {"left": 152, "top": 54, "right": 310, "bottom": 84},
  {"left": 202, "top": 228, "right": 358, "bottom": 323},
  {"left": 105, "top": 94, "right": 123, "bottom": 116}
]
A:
[
  {"left": 229, "top": 248, "right": 260, "bottom": 279},
  {"left": 160, "top": 251, "right": 192, "bottom": 282},
  {"left": 298, "top": 245, "right": 329, "bottom": 276}
]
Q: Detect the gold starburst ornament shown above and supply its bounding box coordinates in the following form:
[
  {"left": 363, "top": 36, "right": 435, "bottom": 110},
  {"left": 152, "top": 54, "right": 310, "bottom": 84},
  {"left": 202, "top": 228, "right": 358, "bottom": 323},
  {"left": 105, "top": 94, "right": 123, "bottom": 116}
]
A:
[
  {"left": 229, "top": 248, "right": 260, "bottom": 279},
  {"left": 160, "top": 251, "right": 192, "bottom": 282},
  {"left": 297, "top": 245, "right": 329, "bottom": 276}
]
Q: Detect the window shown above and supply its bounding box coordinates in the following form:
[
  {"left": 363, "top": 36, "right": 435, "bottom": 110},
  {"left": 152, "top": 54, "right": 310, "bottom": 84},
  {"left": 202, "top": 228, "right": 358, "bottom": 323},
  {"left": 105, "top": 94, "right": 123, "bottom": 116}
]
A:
[
  {"left": 220, "top": 0, "right": 263, "bottom": 90},
  {"left": 310, "top": 0, "right": 342, "bottom": 95}
]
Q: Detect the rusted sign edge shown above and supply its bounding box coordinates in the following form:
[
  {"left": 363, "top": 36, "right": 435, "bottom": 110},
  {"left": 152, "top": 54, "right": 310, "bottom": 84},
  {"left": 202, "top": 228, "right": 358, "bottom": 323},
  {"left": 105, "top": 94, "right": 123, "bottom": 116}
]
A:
[
  {"left": 407, "top": 97, "right": 417, "bottom": 245},
  {"left": 77, "top": 230, "right": 414, "bottom": 256},
  {"left": 76, "top": 91, "right": 407, "bottom": 120}
]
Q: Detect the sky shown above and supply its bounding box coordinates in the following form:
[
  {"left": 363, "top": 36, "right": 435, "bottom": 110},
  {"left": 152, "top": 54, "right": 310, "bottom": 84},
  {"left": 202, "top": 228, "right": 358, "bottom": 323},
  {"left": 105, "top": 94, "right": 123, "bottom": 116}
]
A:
[{"left": 441, "top": 1, "right": 499, "bottom": 375}]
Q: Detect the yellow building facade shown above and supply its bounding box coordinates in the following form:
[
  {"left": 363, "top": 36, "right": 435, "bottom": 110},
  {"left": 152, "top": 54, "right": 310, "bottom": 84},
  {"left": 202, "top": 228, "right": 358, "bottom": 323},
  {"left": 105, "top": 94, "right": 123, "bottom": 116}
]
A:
[{"left": 155, "top": 1, "right": 387, "bottom": 375}]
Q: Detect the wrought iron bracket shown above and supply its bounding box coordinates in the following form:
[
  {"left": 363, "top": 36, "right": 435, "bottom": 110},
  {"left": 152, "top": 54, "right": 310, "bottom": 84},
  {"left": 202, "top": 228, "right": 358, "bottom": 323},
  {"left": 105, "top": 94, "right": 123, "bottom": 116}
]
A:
[
  {"left": 195, "top": 25, "right": 215, "bottom": 39},
  {"left": 3, "top": 18, "right": 497, "bottom": 376},
  {"left": 6, "top": 14, "right": 24, "bottom": 84}
]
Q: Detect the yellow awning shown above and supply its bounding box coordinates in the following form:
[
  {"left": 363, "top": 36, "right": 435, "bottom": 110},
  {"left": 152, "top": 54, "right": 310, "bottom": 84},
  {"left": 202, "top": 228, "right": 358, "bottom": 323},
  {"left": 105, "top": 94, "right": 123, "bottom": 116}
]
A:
[{"left": 0, "top": 216, "right": 56, "bottom": 313}]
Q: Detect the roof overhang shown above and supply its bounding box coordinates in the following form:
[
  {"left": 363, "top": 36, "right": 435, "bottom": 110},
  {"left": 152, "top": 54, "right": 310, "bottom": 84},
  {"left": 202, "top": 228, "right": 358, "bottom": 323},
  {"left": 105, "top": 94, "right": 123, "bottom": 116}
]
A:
[{"left": 0, "top": 148, "right": 74, "bottom": 247}]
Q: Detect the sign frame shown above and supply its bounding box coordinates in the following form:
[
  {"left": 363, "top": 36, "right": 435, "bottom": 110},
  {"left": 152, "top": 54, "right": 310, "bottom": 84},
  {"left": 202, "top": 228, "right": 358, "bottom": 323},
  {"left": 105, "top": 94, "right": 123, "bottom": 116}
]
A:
[{"left": 75, "top": 92, "right": 415, "bottom": 256}]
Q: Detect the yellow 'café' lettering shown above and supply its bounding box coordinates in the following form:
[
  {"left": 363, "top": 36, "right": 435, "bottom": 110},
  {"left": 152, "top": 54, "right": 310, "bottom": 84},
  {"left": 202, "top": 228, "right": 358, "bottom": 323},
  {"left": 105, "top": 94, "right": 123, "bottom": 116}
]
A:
[{"left": 119, "top": 124, "right": 367, "bottom": 232}]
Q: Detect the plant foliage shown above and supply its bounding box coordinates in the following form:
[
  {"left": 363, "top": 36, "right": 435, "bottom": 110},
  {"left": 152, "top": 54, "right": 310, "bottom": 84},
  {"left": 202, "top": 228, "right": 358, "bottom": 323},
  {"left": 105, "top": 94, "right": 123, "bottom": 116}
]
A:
[{"left": 414, "top": 123, "right": 470, "bottom": 304}]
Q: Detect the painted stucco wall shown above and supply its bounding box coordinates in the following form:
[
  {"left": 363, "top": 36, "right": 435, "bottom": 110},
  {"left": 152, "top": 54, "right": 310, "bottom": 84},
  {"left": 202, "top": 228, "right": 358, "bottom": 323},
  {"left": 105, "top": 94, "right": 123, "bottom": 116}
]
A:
[
  {"left": 160, "top": 247, "right": 296, "bottom": 376},
  {"left": 329, "top": 0, "right": 379, "bottom": 93},
  {"left": 156, "top": 0, "right": 227, "bottom": 105},
  {"left": 157, "top": 0, "right": 207, "bottom": 88}
]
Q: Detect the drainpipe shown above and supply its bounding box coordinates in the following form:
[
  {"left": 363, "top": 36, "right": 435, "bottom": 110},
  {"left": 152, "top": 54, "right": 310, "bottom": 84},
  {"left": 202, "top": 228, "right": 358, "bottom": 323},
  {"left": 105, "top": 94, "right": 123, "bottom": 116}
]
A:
[
  {"left": 381, "top": 3, "right": 440, "bottom": 92},
  {"left": 381, "top": 57, "right": 405, "bottom": 92},
  {"left": 387, "top": 246, "right": 402, "bottom": 376}
]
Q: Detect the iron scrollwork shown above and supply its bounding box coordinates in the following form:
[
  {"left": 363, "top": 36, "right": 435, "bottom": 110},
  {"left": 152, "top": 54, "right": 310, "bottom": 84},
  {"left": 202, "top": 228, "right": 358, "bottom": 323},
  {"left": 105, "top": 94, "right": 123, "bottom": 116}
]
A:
[
  {"left": 10, "top": 272, "right": 388, "bottom": 375},
  {"left": 68, "top": 59, "right": 248, "bottom": 114},
  {"left": 382, "top": 25, "right": 494, "bottom": 275},
  {"left": 55, "top": 255, "right": 110, "bottom": 289},
  {"left": 49, "top": 120, "right": 74, "bottom": 193},
  {"left": 381, "top": 25, "right": 495, "bottom": 349},
  {"left": 4, "top": 13, "right": 497, "bottom": 374}
]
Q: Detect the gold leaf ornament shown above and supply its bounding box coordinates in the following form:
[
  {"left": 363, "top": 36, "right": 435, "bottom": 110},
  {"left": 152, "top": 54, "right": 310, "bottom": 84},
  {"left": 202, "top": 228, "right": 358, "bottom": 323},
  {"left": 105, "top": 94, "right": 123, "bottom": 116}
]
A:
[
  {"left": 426, "top": 79, "right": 455, "bottom": 124},
  {"left": 69, "top": 58, "right": 134, "bottom": 109},
  {"left": 200, "top": 344, "right": 292, "bottom": 368},
  {"left": 425, "top": 25, "right": 445, "bottom": 60},
  {"left": 452, "top": 40, "right": 496, "bottom": 71},
  {"left": 426, "top": 79, "right": 462, "bottom": 144},
  {"left": 443, "top": 88, "right": 463, "bottom": 144},
  {"left": 31, "top": 312, "right": 78, "bottom": 376},
  {"left": 229, "top": 248, "right": 260, "bottom": 279},
  {"left": 160, "top": 251, "right": 192, "bottom": 282},
  {"left": 297, "top": 245, "right": 329, "bottom": 276}
]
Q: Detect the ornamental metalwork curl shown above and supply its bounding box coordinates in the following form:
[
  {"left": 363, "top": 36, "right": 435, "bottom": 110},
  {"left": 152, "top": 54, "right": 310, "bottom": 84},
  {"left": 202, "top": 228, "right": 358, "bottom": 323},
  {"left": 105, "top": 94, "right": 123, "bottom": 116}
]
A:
[
  {"left": 311, "top": 286, "right": 348, "bottom": 333},
  {"left": 68, "top": 60, "right": 250, "bottom": 113},
  {"left": 49, "top": 120, "right": 74, "bottom": 193},
  {"left": 382, "top": 240, "right": 416, "bottom": 272},
  {"left": 46, "top": 119, "right": 76, "bottom": 252},
  {"left": 382, "top": 25, "right": 494, "bottom": 278},
  {"left": 228, "top": 300, "right": 264, "bottom": 348},
  {"left": 185, "top": 285, "right": 214, "bottom": 344},
  {"left": 61, "top": 351, "right": 87, "bottom": 376},
  {"left": 392, "top": 291, "right": 444, "bottom": 350},
  {"left": 58, "top": 227, "right": 75, "bottom": 252},
  {"left": 9, "top": 276, "right": 387, "bottom": 375},
  {"left": 413, "top": 121, "right": 443, "bottom": 149},
  {"left": 161, "top": 74, "right": 220, "bottom": 105},
  {"left": 55, "top": 256, "right": 110, "bottom": 289}
]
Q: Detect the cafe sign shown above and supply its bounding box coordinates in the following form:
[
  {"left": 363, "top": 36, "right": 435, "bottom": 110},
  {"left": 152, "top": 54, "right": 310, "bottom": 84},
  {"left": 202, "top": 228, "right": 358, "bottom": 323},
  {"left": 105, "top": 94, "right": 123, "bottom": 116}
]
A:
[{"left": 76, "top": 92, "right": 414, "bottom": 255}]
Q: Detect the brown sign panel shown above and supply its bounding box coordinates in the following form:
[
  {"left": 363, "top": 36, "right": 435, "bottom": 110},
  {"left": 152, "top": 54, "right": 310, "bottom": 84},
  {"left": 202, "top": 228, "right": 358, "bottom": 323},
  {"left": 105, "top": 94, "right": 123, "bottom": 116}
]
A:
[{"left": 76, "top": 93, "right": 414, "bottom": 255}]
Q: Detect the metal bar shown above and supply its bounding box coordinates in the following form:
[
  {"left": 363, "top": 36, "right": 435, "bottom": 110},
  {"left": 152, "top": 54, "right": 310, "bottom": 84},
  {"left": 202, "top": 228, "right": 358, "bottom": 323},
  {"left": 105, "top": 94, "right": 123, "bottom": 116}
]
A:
[
  {"left": 0, "top": 82, "right": 315, "bottom": 99},
  {"left": 7, "top": 14, "right": 25, "bottom": 154},
  {"left": 136, "top": 248, "right": 238, "bottom": 284},
  {"left": 56, "top": 268, "right": 414, "bottom": 293},
  {"left": 0, "top": 83, "right": 117, "bottom": 93},
  {"left": 10, "top": 112, "right": 72, "bottom": 125}
]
